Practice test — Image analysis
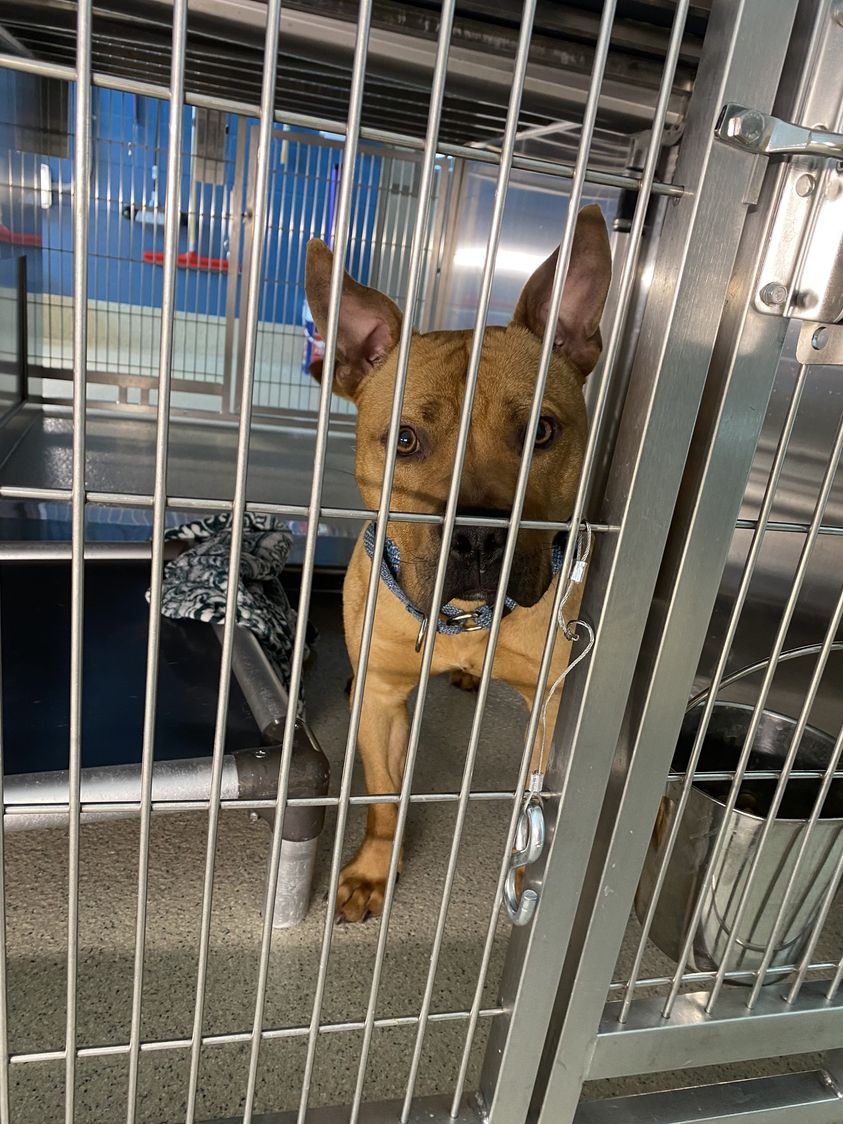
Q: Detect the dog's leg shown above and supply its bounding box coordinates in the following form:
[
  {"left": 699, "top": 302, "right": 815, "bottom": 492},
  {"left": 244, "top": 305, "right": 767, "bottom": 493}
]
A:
[{"left": 336, "top": 677, "right": 412, "bottom": 923}]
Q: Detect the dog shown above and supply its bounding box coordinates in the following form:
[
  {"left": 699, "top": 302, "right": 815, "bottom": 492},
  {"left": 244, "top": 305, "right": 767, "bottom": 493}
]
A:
[{"left": 304, "top": 205, "right": 612, "bottom": 922}]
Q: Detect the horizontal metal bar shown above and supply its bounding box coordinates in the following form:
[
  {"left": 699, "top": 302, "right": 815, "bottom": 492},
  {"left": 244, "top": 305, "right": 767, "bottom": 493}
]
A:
[
  {"left": 28, "top": 393, "right": 358, "bottom": 435},
  {"left": 10, "top": 491, "right": 837, "bottom": 537},
  {"left": 607, "top": 963, "right": 839, "bottom": 992},
  {"left": 7, "top": 1008, "right": 503, "bottom": 1066},
  {"left": 0, "top": 52, "right": 685, "bottom": 197},
  {"left": 0, "top": 484, "right": 619, "bottom": 533},
  {"left": 1, "top": 788, "right": 523, "bottom": 816},
  {"left": 0, "top": 541, "right": 183, "bottom": 562},
  {"left": 667, "top": 769, "right": 843, "bottom": 781},
  {"left": 735, "top": 518, "right": 843, "bottom": 536},
  {"left": 2, "top": 757, "right": 239, "bottom": 832},
  {"left": 574, "top": 1070, "right": 843, "bottom": 1124},
  {"left": 192, "top": 1094, "right": 484, "bottom": 1124},
  {"left": 589, "top": 984, "right": 843, "bottom": 1081}
]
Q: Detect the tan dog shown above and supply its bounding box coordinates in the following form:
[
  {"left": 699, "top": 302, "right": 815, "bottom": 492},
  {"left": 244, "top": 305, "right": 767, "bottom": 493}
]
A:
[{"left": 305, "top": 205, "right": 612, "bottom": 922}]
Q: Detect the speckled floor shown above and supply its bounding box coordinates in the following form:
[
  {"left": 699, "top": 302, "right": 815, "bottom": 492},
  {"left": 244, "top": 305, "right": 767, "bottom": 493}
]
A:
[
  {"left": 3, "top": 594, "right": 526, "bottom": 1123},
  {"left": 4, "top": 594, "right": 841, "bottom": 1122}
]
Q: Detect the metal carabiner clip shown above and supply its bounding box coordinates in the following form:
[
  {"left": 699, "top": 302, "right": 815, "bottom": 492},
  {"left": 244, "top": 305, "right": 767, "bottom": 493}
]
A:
[{"left": 503, "top": 797, "right": 545, "bottom": 926}]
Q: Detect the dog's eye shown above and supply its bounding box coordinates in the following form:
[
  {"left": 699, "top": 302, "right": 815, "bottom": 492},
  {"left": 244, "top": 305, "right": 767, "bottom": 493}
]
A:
[
  {"left": 534, "top": 416, "right": 557, "bottom": 448},
  {"left": 397, "top": 426, "right": 419, "bottom": 456}
]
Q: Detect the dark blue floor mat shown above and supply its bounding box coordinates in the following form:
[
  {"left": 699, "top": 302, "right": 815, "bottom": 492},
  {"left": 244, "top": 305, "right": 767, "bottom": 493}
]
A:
[{"left": 1, "top": 559, "right": 260, "bottom": 775}]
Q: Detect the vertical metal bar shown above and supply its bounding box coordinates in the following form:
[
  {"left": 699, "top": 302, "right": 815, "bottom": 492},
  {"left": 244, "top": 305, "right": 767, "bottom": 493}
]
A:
[
  {"left": 355, "top": 147, "right": 377, "bottom": 282},
  {"left": 0, "top": 610, "right": 11, "bottom": 1124},
  {"left": 478, "top": 1, "right": 802, "bottom": 1119},
  {"left": 787, "top": 841, "right": 843, "bottom": 1003},
  {"left": 265, "top": 139, "right": 286, "bottom": 408},
  {"left": 708, "top": 576, "right": 843, "bottom": 1012},
  {"left": 196, "top": 137, "right": 209, "bottom": 386},
  {"left": 827, "top": 947, "right": 843, "bottom": 1000},
  {"left": 127, "top": 111, "right": 138, "bottom": 383},
  {"left": 125, "top": 4, "right": 188, "bottom": 1121},
  {"left": 183, "top": 3, "right": 283, "bottom": 1120},
  {"left": 222, "top": 117, "right": 247, "bottom": 414},
  {"left": 619, "top": 361, "right": 810, "bottom": 1022},
  {"left": 347, "top": 7, "right": 538, "bottom": 1121},
  {"left": 15, "top": 255, "right": 28, "bottom": 401},
  {"left": 115, "top": 94, "right": 126, "bottom": 387},
  {"left": 748, "top": 717, "right": 843, "bottom": 1008},
  {"left": 665, "top": 405, "right": 843, "bottom": 1018},
  {"left": 278, "top": 133, "right": 301, "bottom": 411},
  {"left": 398, "top": 3, "right": 622, "bottom": 1117},
  {"left": 243, "top": 8, "right": 377, "bottom": 1123},
  {"left": 429, "top": 157, "right": 464, "bottom": 331},
  {"left": 66, "top": 2, "right": 93, "bottom": 1119},
  {"left": 297, "top": 7, "right": 456, "bottom": 1119}
]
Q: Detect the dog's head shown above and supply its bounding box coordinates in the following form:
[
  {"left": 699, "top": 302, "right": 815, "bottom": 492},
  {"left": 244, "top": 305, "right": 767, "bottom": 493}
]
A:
[{"left": 305, "top": 205, "right": 612, "bottom": 610}]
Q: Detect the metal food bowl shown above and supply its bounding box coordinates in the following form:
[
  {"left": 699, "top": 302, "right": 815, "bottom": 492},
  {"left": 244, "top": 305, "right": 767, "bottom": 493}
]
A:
[{"left": 636, "top": 646, "right": 843, "bottom": 986}]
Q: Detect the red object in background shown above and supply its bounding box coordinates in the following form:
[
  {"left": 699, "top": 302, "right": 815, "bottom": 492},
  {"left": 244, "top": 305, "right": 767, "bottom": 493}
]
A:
[
  {"left": 143, "top": 249, "right": 228, "bottom": 272},
  {"left": 0, "top": 224, "right": 42, "bottom": 247}
]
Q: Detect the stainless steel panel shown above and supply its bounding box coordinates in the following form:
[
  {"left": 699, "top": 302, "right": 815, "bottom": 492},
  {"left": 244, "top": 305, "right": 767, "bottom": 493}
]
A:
[
  {"left": 574, "top": 1070, "right": 843, "bottom": 1124},
  {"left": 589, "top": 984, "right": 843, "bottom": 1081}
]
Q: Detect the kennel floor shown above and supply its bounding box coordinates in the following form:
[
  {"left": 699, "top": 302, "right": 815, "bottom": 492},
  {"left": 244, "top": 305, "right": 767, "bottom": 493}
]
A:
[{"left": 2, "top": 593, "right": 839, "bottom": 1122}]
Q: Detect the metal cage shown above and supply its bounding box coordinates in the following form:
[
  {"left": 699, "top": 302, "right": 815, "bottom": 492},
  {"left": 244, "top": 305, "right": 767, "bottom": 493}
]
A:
[{"left": 0, "top": 1, "right": 842, "bottom": 1122}]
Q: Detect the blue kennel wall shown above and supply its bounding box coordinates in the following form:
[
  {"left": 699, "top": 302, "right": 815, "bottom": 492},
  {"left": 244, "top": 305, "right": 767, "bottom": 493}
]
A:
[{"left": 0, "top": 73, "right": 382, "bottom": 331}]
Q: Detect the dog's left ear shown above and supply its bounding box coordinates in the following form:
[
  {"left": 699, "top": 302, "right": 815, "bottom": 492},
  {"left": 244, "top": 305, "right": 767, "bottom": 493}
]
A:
[
  {"left": 512, "top": 204, "right": 612, "bottom": 378},
  {"left": 305, "top": 239, "right": 403, "bottom": 400}
]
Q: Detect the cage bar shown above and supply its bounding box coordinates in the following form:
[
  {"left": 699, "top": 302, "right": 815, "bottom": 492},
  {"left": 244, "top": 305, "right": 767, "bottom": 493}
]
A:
[
  {"left": 65, "top": 2, "right": 94, "bottom": 1120},
  {"left": 124, "top": 2, "right": 189, "bottom": 1119}
]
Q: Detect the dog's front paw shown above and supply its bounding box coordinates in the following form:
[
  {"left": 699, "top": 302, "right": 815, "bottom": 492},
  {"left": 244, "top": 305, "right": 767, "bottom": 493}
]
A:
[
  {"left": 335, "top": 869, "right": 387, "bottom": 923},
  {"left": 335, "top": 842, "right": 401, "bottom": 923}
]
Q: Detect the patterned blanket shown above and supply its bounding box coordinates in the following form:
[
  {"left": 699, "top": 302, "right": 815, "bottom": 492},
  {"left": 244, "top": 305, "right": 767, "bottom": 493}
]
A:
[{"left": 146, "top": 512, "right": 314, "bottom": 712}]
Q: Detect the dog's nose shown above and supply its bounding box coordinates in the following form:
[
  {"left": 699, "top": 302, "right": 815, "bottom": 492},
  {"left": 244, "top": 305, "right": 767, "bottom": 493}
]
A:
[{"left": 450, "top": 509, "right": 508, "bottom": 571}]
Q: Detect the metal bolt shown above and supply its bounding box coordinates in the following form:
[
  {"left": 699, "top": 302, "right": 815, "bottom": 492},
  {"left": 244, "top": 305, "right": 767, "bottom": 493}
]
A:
[
  {"left": 731, "top": 110, "right": 765, "bottom": 145},
  {"left": 812, "top": 326, "right": 829, "bottom": 351},
  {"left": 254, "top": 748, "right": 267, "bottom": 759},
  {"left": 249, "top": 811, "right": 260, "bottom": 823},
  {"left": 795, "top": 173, "right": 816, "bottom": 197},
  {"left": 759, "top": 282, "right": 788, "bottom": 307}
]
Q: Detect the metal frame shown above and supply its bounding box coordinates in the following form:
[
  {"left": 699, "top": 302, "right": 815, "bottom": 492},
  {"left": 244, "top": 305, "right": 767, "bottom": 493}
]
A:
[
  {"left": 2, "top": 1, "right": 842, "bottom": 1123},
  {"left": 522, "top": 4, "right": 843, "bottom": 1124},
  {"left": 479, "top": 2, "right": 802, "bottom": 1121}
]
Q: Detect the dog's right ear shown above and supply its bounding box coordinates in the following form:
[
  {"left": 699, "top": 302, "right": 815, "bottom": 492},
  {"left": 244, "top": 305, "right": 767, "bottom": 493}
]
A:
[{"left": 305, "top": 240, "right": 403, "bottom": 401}]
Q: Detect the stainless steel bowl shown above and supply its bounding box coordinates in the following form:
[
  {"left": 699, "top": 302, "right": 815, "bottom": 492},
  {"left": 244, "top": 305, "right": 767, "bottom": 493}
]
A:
[{"left": 636, "top": 698, "right": 843, "bottom": 985}]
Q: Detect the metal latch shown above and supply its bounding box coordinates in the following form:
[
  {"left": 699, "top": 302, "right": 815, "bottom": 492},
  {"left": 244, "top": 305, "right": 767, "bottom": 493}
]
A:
[
  {"left": 715, "top": 104, "right": 843, "bottom": 161},
  {"left": 713, "top": 76, "right": 843, "bottom": 326}
]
